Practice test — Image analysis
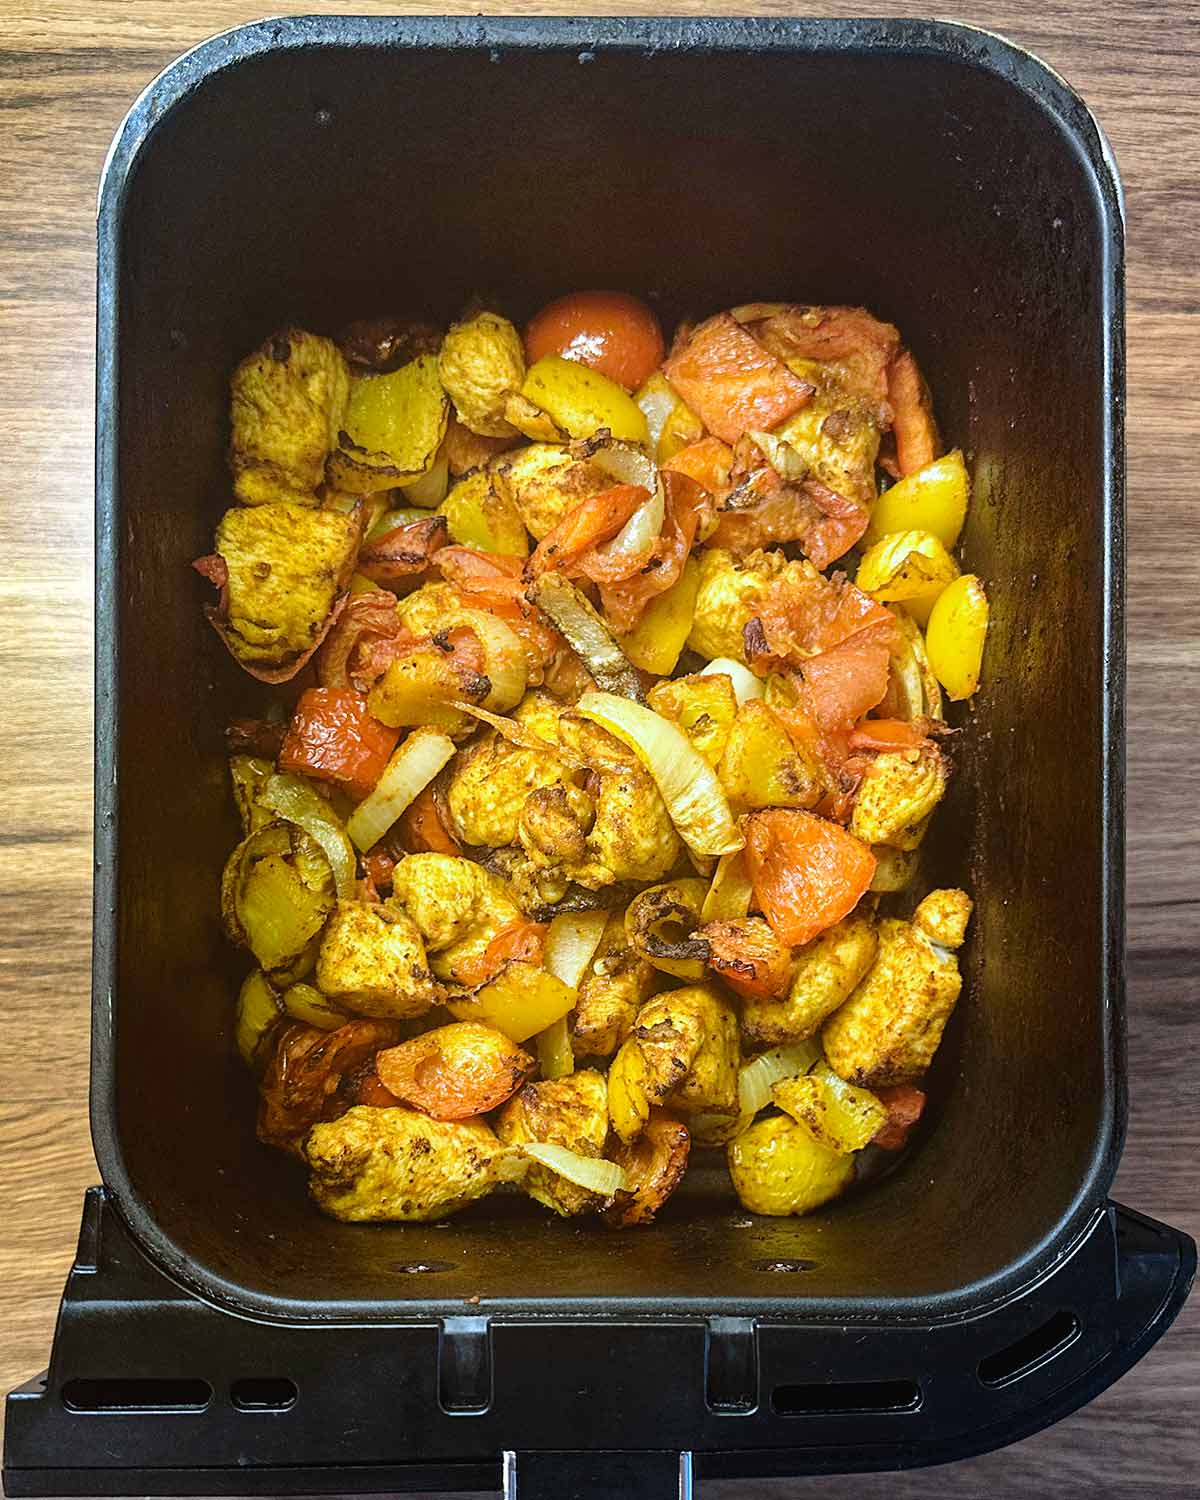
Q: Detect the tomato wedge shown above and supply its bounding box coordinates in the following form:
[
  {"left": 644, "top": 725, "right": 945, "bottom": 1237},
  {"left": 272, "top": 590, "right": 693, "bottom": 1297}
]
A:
[
  {"left": 525, "top": 290, "right": 665, "bottom": 390},
  {"left": 454, "top": 920, "right": 549, "bottom": 989},
  {"left": 278, "top": 686, "right": 400, "bottom": 800},
  {"left": 528, "top": 484, "right": 649, "bottom": 577},
  {"left": 872, "top": 1084, "right": 927, "bottom": 1150},
  {"left": 664, "top": 312, "right": 814, "bottom": 444},
  {"left": 887, "top": 349, "right": 941, "bottom": 476},
  {"left": 743, "top": 809, "right": 876, "bottom": 947},
  {"left": 398, "top": 782, "right": 460, "bottom": 855}
]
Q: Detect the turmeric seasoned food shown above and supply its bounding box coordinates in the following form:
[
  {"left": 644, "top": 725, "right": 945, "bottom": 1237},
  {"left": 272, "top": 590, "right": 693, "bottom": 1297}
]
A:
[{"left": 201, "top": 292, "right": 985, "bottom": 1225}]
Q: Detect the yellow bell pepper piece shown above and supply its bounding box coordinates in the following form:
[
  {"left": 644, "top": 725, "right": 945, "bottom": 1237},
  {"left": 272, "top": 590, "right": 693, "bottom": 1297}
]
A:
[
  {"left": 617, "top": 556, "right": 701, "bottom": 675},
  {"left": 865, "top": 449, "right": 970, "bottom": 550},
  {"left": 446, "top": 960, "right": 576, "bottom": 1044},
  {"left": 855, "top": 529, "right": 960, "bottom": 626},
  {"left": 926, "top": 573, "right": 989, "bottom": 701},
  {"left": 440, "top": 470, "right": 530, "bottom": 556},
  {"left": 519, "top": 355, "right": 649, "bottom": 445}
]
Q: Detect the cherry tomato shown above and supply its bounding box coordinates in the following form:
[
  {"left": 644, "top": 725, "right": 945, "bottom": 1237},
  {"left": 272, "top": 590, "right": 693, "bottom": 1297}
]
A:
[{"left": 524, "top": 291, "right": 665, "bottom": 391}]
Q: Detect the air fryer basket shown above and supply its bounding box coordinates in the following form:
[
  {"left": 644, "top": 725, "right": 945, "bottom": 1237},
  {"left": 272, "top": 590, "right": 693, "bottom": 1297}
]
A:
[{"left": 4, "top": 16, "right": 1193, "bottom": 1498}]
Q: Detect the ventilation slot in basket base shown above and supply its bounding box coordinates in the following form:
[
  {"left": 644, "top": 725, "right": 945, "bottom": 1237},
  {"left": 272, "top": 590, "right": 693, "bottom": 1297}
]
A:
[
  {"left": 62, "top": 1378, "right": 211, "bottom": 1412},
  {"left": 978, "top": 1309, "right": 1080, "bottom": 1387},
  {"left": 772, "top": 1379, "right": 921, "bottom": 1415}
]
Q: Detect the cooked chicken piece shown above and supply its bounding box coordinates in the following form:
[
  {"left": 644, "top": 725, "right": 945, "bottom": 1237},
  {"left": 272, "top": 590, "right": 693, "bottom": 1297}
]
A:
[
  {"left": 646, "top": 672, "right": 738, "bottom": 769},
  {"left": 438, "top": 311, "right": 525, "bottom": 437},
  {"left": 571, "top": 908, "right": 657, "bottom": 1057},
  {"left": 740, "top": 911, "right": 878, "bottom": 1048},
  {"left": 771, "top": 363, "right": 884, "bottom": 511},
  {"left": 395, "top": 580, "right": 466, "bottom": 636},
  {"left": 687, "top": 547, "right": 811, "bottom": 664},
  {"left": 389, "top": 852, "right": 524, "bottom": 983},
  {"left": 822, "top": 889, "right": 972, "bottom": 1085},
  {"left": 850, "top": 745, "right": 947, "bottom": 849},
  {"left": 444, "top": 693, "right": 573, "bottom": 849},
  {"left": 608, "top": 985, "right": 739, "bottom": 1143},
  {"left": 230, "top": 327, "right": 349, "bottom": 506},
  {"left": 496, "top": 1069, "right": 609, "bottom": 1216},
  {"left": 304, "top": 1105, "right": 519, "bottom": 1221},
  {"left": 911, "top": 886, "right": 973, "bottom": 948},
  {"left": 315, "top": 899, "right": 441, "bottom": 1020},
  {"left": 489, "top": 442, "right": 611, "bottom": 540},
  {"left": 726, "top": 1114, "right": 855, "bottom": 1217},
  {"left": 210, "top": 503, "right": 361, "bottom": 675},
  {"left": 533, "top": 716, "right": 681, "bottom": 890}
]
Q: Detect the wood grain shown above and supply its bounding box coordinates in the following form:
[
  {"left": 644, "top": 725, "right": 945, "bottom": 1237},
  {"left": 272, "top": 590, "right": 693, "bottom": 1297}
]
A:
[{"left": 0, "top": 4, "right": 1195, "bottom": 1495}]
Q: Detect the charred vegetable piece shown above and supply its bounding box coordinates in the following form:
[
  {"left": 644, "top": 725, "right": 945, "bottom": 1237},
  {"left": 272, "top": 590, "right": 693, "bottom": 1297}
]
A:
[
  {"left": 230, "top": 328, "right": 349, "bottom": 506},
  {"left": 376, "top": 1021, "right": 533, "bottom": 1120},
  {"left": 604, "top": 1111, "right": 690, "bottom": 1227},
  {"left": 278, "top": 687, "right": 400, "bottom": 801},
  {"left": 700, "top": 916, "right": 794, "bottom": 1000},
  {"left": 887, "top": 349, "right": 941, "bottom": 476},
  {"left": 235, "top": 970, "right": 283, "bottom": 1068},
  {"left": 439, "top": 469, "right": 530, "bottom": 556},
  {"left": 647, "top": 672, "right": 738, "bottom": 769},
  {"left": 222, "top": 823, "right": 335, "bottom": 978},
  {"left": 516, "top": 355, "right": 649, "bottom": 445},
  {"left": 257, "top": 1018, "right": 405, "bottom": 1150},
  {"left": 328, "top": 355, "right": 450, "bottom": 493},
  {"left": 772, "top": 1062, "right": 888, "bottom": 1154},
  {"left": 717, "top": 701, "right": 825, "bottom": 810},
  {"left": 617, "top": 555, "right": 701, "bottom": 676},
  {"left": 871, "top": 1083, "right": 928, "bottom": 1150},
  {"left": 356, "top": 514, "right": 448, "bottom": 585},
  {"left": 625, "top": 879, "right": 710, "bottom": 981},
  {"left": 529, "top": 573, "right": 644, "bottom": 701}
]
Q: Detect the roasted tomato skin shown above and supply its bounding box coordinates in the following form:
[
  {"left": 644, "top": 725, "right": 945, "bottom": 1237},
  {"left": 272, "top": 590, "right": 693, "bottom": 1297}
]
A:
[{"left": 524, "top": 291, "right": 665, "bottom": 391}]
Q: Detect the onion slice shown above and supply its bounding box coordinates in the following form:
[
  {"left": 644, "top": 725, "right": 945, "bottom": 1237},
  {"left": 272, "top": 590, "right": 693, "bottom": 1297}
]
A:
[
  {"left": 597, "top": 478, "right": 665, "bottom": 562},
  {"left": 738, "top": 1041, "right": 822, "bottom": 1116},
  {"left": 529, "top": 573, "right": 644, "bottom": 700},
  {"left": 698, "top": 657, "right": 764, "bottom": 705},
  {"left": 544, "top": 909, "right": 609, "bottom": 988},
  {"left": 701, "top": 849, "right": 754, "bottom": 922},
  {"left": 450, "top": 701, "right": 585, "bottom": 769},
  {"left": 521, "top": 1142, "right": 628, "bottom": 1196},
  {"left": 575, "top": 691, "right": 743, "bottom": 858},
  {"left": 259, "top": 774, "right": 357, "bottom": 899},
  {"left": 536, "top": 1017, "right": 575, "bottom": 1080},
  {"left": 455, "top": 607, "right": 528, "bottom": 711},
  {"left": 589, "top": 439, "right": 658, "bottom": 493},
  {"left": 346, "top": 727, "right": 456, "bottom": 852}
]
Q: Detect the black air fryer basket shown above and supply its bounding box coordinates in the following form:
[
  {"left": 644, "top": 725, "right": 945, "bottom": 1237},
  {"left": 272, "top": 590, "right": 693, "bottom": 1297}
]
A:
[{"left": 4, "top": 17, "right": 1193, "bottom": 1498}]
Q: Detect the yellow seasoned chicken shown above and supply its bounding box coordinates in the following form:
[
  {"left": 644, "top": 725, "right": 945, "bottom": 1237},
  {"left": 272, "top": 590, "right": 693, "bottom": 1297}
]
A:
[
  {"left": 608, "top": 985, "right": 739, "bottom": 1143},
  {"left": 822, "top": 889, "right": 972, "bottom": 1085},
  {"left": 727, "top": 1115, "right": 855, "bottom": 1217},
  {"left": 740, "top": 911, "right": 878, "bottom": 1048},
  {"left": 570, "top": 908, "right": 657, "bottom": 1058},
  {"left": 531, "top": 716, "right": 681, "bottom": 890},
  {"left": 315, "top": 899, "right": 440, "bottom": 1019},
  {"left": 686, "top": 547, "right": 810, "bottom": 663},
  {"left": 230, "top": 328, "right": 349, "bottom": 505},
  {"left": 850, "top": 746, "right": 947, "bottom": 850},
  {"left": 437, "top": 312, "right": 525, "bottom": 437},
  {"left": 489, "top": 442, "right": 611, "bottom": 540},
  {"left": 496, "top": 1069, "right": 610, "bottom": 1217},
  {"left": 304, "top": 1106, "right": 520, "bottom": 1222},
  {"left": 771, "top": 361, "right": 884, "bottom": 510},
  {"left": 444, "top": 693, "right": 572, "bottom": 850},
  {"left": 389, "top": 852, "right": 524, "bottom": 983},
  {"left": 211, "top": 503, "right": 360, "bottom": 675}
]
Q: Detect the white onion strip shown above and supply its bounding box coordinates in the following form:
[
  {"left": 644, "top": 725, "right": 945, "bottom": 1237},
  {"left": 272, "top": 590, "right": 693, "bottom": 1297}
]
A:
[
  {"left": 521, "top": 1142, "right": 627, "bottom": 1195},
  {"left": 346, "top": 727, "right": 456, "bottom": 852},
  {"left": 576, "top": 691, "right": 743, "bottom": 858},
  {"left": 259, "top": 774, "right": 357, "bottom": 899},
  {"left": 738, "top": 1042, "right": 822, "bottom": 1116},
  {"left": 698, "top": 658, "right": 764, "bottom": 705}
]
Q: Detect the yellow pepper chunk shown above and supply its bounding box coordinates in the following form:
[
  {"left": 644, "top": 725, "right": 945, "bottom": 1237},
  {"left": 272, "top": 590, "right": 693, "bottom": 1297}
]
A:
[
  {"left": 865, "top": 449, "right": 970, "bottom": 550},
  {"left": 926, "top": 573, "right": 989, "bottom": 700},
  {"left": 519, "top": 355, "right": 649, "bottom": 445},
  {"left": 617, "top": 556, "right": 701, "bottom": 675},
  {"left": 855, "top": 529, "right": 960, "bottom": 627}
]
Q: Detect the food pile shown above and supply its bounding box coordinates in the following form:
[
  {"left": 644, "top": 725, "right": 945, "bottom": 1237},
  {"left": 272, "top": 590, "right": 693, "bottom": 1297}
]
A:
[{"left": 199, "top": 291, "right": 988, "bottom": 1224}]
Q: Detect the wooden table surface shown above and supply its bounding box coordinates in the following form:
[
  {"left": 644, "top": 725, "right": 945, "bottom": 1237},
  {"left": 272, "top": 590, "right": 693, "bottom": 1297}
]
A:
[{"left": 1, "top": 3, "right": 1196, "bottom": 1496}]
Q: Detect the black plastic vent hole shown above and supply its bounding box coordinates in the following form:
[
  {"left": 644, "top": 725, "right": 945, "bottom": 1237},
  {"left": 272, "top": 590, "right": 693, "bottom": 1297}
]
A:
[
  {"left": 752, "top": 1258, "right": 817, "bottom": 1274},
  {"left": 231, "top": 1378, "right": 297, "bottom": 1412},
  {"left": 772, "top": 1380, "right": 921, "bottom": 1416},
  {"left": 62, "top": 1378, "right": 211, "bottom": 1413},
  {"left": 978, "top": 1309, "right": 1080, "bottom": 1387}
]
